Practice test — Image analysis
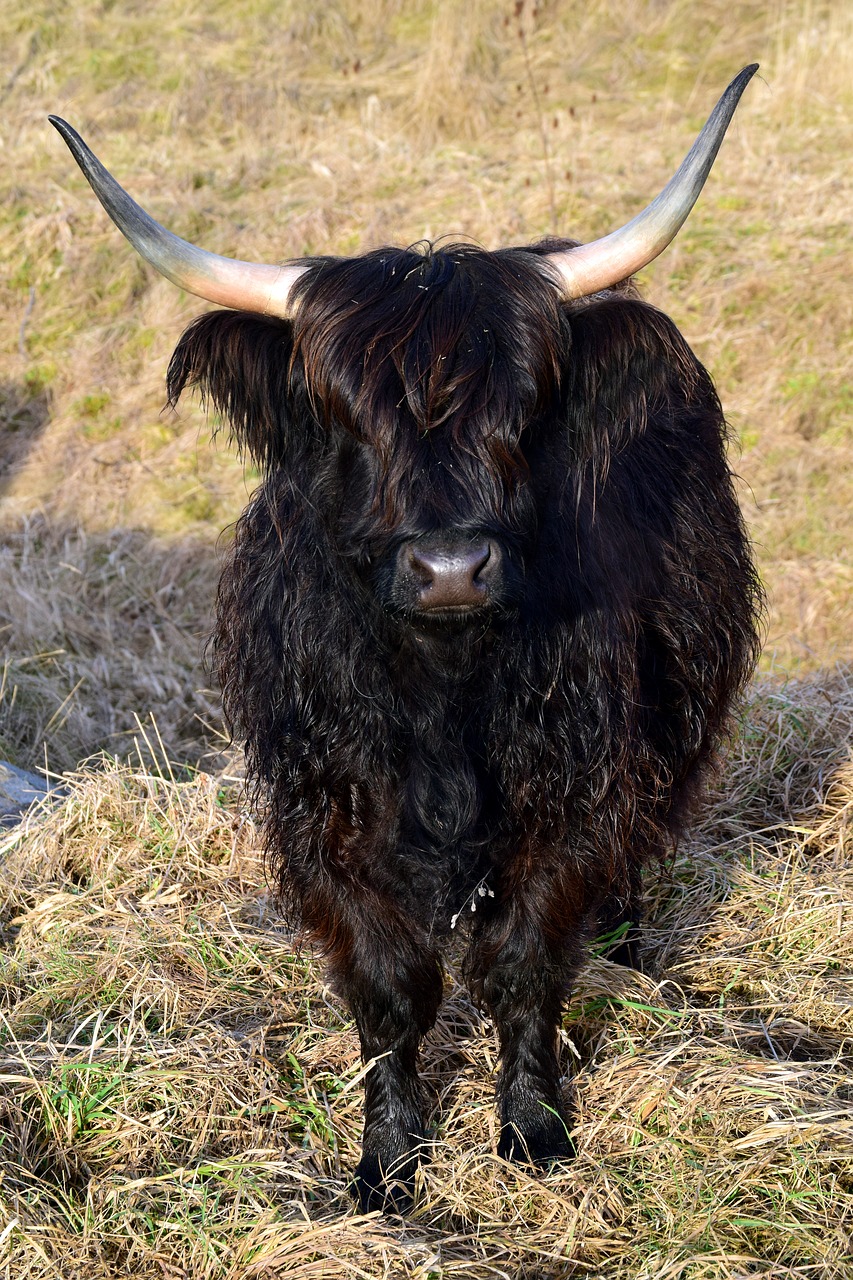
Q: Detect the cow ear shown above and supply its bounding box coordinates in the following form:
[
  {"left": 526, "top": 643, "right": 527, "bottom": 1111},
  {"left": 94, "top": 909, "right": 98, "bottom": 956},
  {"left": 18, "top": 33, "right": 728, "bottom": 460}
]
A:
[
  {"left": 167, "top": 311, "right": 297, "bottom": 470},
  {"left": 564, "top": 298, "right": 710, "bottom": 463}
]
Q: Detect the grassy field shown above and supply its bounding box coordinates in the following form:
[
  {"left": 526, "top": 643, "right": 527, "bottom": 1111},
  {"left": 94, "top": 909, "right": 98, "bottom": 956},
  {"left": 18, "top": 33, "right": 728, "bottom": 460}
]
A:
[
  {"left": 1, "top": 0, "right": 852, "bottom": 1276},
  {"left": 2, "top": 680, "right": 852, "bottom": 1278}
]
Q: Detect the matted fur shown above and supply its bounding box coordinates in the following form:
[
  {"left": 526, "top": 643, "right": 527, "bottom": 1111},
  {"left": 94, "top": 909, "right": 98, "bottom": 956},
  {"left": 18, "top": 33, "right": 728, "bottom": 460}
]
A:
[{"left": 167, "top": 240, "right": 761, "bottom": 1211}]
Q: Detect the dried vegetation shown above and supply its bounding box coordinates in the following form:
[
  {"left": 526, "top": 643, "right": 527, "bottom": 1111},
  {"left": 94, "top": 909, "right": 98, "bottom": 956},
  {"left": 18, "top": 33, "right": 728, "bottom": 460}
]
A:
[
  {"left": 1, "top": 0, "right": 852, "bottom": 1276},
  {"left": 1, "top": 674, "right": 852, "bottom": 1277}
]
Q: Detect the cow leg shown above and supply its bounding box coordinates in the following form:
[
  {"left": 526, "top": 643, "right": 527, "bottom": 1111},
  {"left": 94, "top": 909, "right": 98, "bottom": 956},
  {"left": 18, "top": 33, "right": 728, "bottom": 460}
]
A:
[
  {"left": 489, "top": 962, "right": 575, "bottom": 1165},
  {"left": 317, "top": 902, "right": 443, "bottom": 1213},
  {"left": 348, "top": 959, "right": 442, "bottom": 1212},
  {"left": 596, "top": 863, "right": 644, "bottom": 970},
  {"left": 467, "top": 875, "right": 589, "bottom": 1166}
]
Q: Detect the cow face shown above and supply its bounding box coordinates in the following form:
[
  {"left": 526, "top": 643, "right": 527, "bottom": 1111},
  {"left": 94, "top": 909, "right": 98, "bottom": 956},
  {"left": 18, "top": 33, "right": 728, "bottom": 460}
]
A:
[{"left": 289, "top": 244, "right": 568, "bottom": 627}]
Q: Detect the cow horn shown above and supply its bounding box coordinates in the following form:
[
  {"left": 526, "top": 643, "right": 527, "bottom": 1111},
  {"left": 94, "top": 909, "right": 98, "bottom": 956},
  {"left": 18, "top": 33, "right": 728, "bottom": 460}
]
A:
[
  {"left": 49, "top": 116, "right": 307, "bottom": 317},
  {"left": 546, "top": 65, "right": 758, "bottom": 300}
]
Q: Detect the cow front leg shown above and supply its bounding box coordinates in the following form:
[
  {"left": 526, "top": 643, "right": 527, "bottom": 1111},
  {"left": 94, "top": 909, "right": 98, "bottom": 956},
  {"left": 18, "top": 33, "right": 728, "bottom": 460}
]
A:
[
  {"left": 467, "top": 877, "right": 591, "bottom": 1166},
  {"left": 487, "top": 959, "right": 576, "bottom": 1164},
  {"left": 317, "top": 900, "right": 443, "bottom": 1212}
]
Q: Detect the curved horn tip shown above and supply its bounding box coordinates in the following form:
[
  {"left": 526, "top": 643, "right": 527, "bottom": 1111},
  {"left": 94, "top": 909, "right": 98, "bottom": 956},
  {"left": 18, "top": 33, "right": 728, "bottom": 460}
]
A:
[
  {"left": 545, "top": 64, "right": 760, "bottom": 300},
  {"left": 49, "top": 115, "right": 82, "bottom": 147},
  {"left": 724, "top": 63, "right": 760, "bottom": 103},
  {"left": 48, "top": 114, "right": 306, "bottom": 318}
]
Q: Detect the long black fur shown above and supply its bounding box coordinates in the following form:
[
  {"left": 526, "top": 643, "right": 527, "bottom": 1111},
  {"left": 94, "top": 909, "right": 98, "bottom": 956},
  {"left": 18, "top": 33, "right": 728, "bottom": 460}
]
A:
[{"left": 167, "top": 240, "right": 761, "bottom": 1211}]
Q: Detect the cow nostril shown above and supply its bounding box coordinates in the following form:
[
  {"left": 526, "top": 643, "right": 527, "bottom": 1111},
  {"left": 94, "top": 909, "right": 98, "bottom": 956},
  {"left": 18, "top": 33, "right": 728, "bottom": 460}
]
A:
[
  {"left": 408, "top": 546, "right": 437, "bottom": 587},
  {"left": 407, "top": 540, "right": 497, "bottom": 610},
  {"left": 471, "top": 544, "right": 490, "bottom": 580}
]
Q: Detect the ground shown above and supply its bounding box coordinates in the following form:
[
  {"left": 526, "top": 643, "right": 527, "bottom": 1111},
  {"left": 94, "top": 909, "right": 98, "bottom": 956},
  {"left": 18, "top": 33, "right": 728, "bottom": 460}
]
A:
[{"left": 0, "top": 2, "right": 851, "bottom": 1276}]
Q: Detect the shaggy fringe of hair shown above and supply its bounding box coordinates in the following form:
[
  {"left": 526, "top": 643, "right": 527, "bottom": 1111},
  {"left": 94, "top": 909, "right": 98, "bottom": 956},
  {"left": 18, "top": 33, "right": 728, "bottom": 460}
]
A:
[{"left": 168, "top": 239, "right": 762, "bottom": 951}]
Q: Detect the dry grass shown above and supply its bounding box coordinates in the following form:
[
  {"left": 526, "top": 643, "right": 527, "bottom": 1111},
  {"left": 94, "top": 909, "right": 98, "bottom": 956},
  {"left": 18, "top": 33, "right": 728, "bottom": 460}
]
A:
[
  {"left": 1, "top": 2, "right": 852, "bottom": 1276},
  {"left": 0, "top": 515, "right": 223, "bottom": 773},
  {"left": 1, "top": 674, "right": 852, "bottom": 1279}
]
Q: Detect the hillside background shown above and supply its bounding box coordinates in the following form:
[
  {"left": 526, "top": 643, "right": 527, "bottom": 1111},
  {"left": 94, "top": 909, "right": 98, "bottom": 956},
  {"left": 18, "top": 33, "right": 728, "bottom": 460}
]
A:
[{"left": 1, "top": 0, "right": 851, "bottom": 771}]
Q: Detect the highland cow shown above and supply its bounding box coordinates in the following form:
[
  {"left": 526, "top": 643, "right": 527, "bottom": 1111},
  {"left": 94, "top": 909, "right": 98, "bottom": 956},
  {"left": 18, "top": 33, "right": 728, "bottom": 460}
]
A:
[{"left": 52, "top": 65, "right": 762, "bottom": 1212}]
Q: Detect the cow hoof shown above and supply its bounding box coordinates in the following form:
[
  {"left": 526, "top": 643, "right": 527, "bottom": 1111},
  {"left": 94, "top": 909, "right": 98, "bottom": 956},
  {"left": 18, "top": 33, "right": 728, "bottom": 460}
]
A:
[
  {"left": 607, "top": 935, "right": 644, "bottom": 971},
  {"left": 497, "top": 1108, "right": 575, "bottom": 1166},
  {"left": 351, "top": 1151, "right": 417, "bottom": 1215}
]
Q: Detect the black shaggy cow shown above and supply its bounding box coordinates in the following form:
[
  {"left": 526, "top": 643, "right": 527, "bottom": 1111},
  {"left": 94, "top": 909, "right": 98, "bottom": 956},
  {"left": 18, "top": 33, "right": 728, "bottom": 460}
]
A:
[{"left": 52, "top": 66, "right": 762, "bottom": 1211}]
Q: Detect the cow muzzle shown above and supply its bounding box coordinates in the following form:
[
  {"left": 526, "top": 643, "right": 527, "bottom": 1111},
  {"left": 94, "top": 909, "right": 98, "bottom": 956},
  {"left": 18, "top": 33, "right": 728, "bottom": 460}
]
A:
[{"left": 398, "top": 537, "right": 504, "bottom": 617}]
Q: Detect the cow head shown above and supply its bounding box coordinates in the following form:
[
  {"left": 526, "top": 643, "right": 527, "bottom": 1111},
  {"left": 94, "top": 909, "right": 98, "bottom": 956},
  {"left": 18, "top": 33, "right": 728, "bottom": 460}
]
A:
[{"left": 50, "top": 68, "right": 757, "bottom": 632}]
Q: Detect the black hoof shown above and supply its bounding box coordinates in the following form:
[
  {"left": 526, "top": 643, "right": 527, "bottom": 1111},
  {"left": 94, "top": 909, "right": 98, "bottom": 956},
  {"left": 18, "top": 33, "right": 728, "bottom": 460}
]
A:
[
  {"left": 606, "top": 932, "right": 644, "bottom": 971},
  {"left": 596, "top": 917, "right": 644, "bottom": 970},
  {"left": 497, "top": 1103, "right": 575, "bottom": 1166},
  {"left": 351, "top": 1150, "right": 418, "bottom": 1215}
]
